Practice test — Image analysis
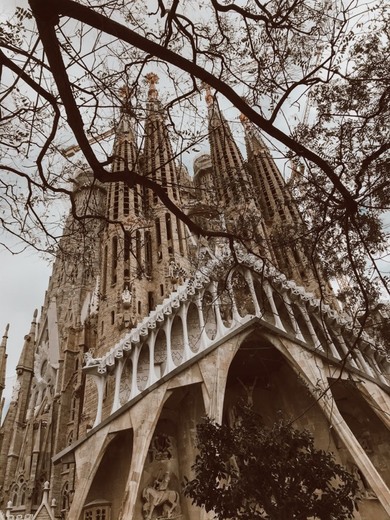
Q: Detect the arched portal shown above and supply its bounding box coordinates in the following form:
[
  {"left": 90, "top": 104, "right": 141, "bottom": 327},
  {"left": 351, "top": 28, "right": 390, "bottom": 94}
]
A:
[
  {"left": 330, "top": 379, "right": 390, "bottom": 489},
  {"left": 137, "top": 385, "right": 205, "bottom": 520},
  {"left": 223, "top": 332, "right": 341, "bottom": 452},
  {"left": 82, "top": 429, "right": 133, "bottom": 520}
]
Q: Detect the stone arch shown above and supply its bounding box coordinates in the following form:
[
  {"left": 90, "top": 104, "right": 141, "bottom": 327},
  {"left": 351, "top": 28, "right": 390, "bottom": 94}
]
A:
[
  {"left": 171, "top": 314, "right": 185, "bottom": 366},
  {"left": 222, "top": 331, "right": 342, "bottom": 455},
  {"left": 137, "top": 342, "right": 150, "bottom": 392},
  {"left": 61, "top": 481, "right": 70, "bottom": 514},
  {"left": 272, "top": 291, "right": 295, "bottom": 335},
  {"left": 330, "top": 380, "right": 390, "bottom": 490},
  {"left": 120, "top": 356, "right": 133, "bottom": 405},
  {"left": 326, "top": 326, "right": 350, "bottom": 360},
  {"left": 19, "top": 483, "right": 26, "bottom": 506},
  {"left": 154, "top": 328, "right": 167, "bottom": 378},
  {"left": 10, "top": 483, "right": 18, "bottom": 507},
  {"left": 340, "top": 331, "right": 364, "bottom": 368},
  {"left": 82, "top": 429, "right": 133, "bottom": 520},
  {"left": 186, "top": 302, "right": 201, "bottom": 353},
  {"left": 309, "top": 313, "right": 331, "bottom": 352},
  {"left": 217, "top": 281, "right": 233, "bottom": 328},
  {"left": 253, "top": 277, "right": 273, "bottom": 322},
  {"left": 290, "top": 304, "right": 312, "bottom": 344},
  {"left": 138, "top": 385, "right": 205, "bottom": 520},
  {"left": 230, "top": 269, "right": 255, "bottom": 318},
  {"left": 202, "top": 290, "right": 217, "bottom": 340}
]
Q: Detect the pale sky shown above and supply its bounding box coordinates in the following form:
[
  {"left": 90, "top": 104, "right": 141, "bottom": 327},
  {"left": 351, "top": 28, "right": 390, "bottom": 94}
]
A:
[{"left": 0, "top": 245, "right": 51, "bottom": 418}]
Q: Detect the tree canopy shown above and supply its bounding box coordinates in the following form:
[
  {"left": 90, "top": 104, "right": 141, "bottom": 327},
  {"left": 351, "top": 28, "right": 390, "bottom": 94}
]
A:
[
  {"left": 0, "top": 0, "right": 389, "bottom": 332},
  {"left": 184, "top": 405, "right": 358, "bottom": 520}
]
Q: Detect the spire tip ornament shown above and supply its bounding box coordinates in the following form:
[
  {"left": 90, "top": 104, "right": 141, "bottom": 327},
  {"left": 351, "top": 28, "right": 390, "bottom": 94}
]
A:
[
  {"left": 145, "top": 73, "right": 160, "bottom": 100},
  {"left": 201, "top": 82, "right": 214, "bottom": 106}
]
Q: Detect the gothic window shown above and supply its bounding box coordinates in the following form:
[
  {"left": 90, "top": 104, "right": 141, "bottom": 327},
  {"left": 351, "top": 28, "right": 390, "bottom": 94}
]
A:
[
  {"left": 135, "top": 230, "right": 142, "bottom": 277},
  {"left": 71, "top": 395, "right": 77, "bottom": 421},
  {"left": 11, "top": 484, "right": 18, "bottom": 506},
  {"left": 111, "top": 236, "right": 118, "bottom": 285},
  {"left": 102, "top": 245, "right": 108, "bottom": 296},
  {"left": 61, "top": 482, "right": 70, "bottom": 512},
  {"left": 148, "top": 292, "right": 155, "bottom": 313},
  {"left": 124, "top": 231, "right": 131, "bottom": 262},
  {"left": 155, "top": 218, "right": 162, "bottom": 246},
  {"left": 176, "top": 217, "right": 184, "bottom": 256},
  {"left": 123, "top": 184, "right": 129, "bottom": 216},
  {"left": 113, "top": 183, "right": 119, "bottom": 220},
  {"left": 83, "top": 502, "right": 111, "bottom": 520},
  {"left": 165, "top": 213, "right": 172, "bottom": 241},
  {"left": 145, "top": 231, "right": 153, "bottom": 276}
]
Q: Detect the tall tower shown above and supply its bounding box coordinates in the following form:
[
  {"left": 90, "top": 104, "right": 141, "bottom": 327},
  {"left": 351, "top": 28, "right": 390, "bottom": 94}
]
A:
[
  {"left": 196, "top": 87, "right": 272, "bottom": 261},
  {"left": 0, "top": 311, "right": 37, "bottom": 506},
  {"left": 141, "top": 73, "right": 190, "bottom": 303},
  {"left": 205, "top": 87, "right": 253, "bottom": 211},
  {"left": 97, "top": 94, "right": 143, "bottom": 348},
  {"left": 0, "top": 324, "right": 8, "bottom": 412},
  {"left": 96, "top": 80, "right": 191, "bottom": 354},
  {"left": 241, "top": 116, "right": 334, "bottom": 299}
]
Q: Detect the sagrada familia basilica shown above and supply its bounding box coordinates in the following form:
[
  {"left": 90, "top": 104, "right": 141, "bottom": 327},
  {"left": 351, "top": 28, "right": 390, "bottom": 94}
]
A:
[{"left": 1, "top": 75, "right": 390, "bottom": 520}]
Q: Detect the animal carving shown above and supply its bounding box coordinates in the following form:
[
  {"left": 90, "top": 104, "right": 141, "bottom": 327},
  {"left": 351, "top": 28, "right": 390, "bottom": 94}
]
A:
[{"left": 142, "top": 472, "right": 180, "bottom": 520}]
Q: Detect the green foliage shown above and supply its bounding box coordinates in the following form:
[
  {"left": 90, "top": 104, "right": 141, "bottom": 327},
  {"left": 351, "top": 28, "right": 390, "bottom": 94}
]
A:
[{"left": 184, "top": 405, "right": 358, "bottom": 520}]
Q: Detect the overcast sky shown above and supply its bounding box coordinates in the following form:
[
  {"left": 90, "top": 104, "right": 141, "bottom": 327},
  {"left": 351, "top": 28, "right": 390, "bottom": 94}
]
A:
[{"left": 0, "top": 245, "right": 51, "bottom": 416}]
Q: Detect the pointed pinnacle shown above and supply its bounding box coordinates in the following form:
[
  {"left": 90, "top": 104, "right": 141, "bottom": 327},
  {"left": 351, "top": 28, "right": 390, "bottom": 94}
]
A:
[
  {"left": 1, "top": 324, "right": 9, "bottom": 348},
  {"left": 145, "top": 72, "right": 159, "bottom": 100}
]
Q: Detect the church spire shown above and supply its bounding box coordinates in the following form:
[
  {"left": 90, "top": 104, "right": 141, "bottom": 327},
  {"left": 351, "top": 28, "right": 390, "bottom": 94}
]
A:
[
  {"left": 205, "top": 88, "right": 253, "bottom": 209},
  {"left": 240, "top": 115, "right": 333, "bottom": 297},
  {"left": 240, "top": 114, "right": 300, "bottom": 224},
  {"left": 16, "top": 309, "right": 37, "bottom": 375},
  {"left": 0, "top": 323, "right": 9, "bottom": 404},
  {"left": 143, "top": 72, "right": 181, "bottom": 204},
  {"left": 107, "top": 86, "right": 141, "bottom": 222}
]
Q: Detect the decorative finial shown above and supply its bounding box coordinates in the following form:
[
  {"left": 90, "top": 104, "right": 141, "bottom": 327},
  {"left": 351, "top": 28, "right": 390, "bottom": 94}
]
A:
[
  {"left": 1, "top": 324, "right": 9, "bottom": 347},
  {"left": 145, "top": 73, "right": 159, "bottom": 100},
  {"left": 119, "top": 85, "right": 129, "bottom": 100},
  {"left": 201, "top": 82, "right": 214, "bottom": 106},
  {"left": 118, "top": 85, "right": 135, "bottom": 116},
  {"left": 239, "top": 113, "right": 249, "bottom": 125}
]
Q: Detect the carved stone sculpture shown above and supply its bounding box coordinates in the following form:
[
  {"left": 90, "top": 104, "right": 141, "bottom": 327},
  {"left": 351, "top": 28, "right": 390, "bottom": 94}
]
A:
[{"left": 142, "top": 472, "right": 180, "bottom": 520}]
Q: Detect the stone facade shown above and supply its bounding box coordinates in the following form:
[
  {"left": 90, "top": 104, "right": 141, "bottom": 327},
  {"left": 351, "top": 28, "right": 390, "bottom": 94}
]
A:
[{"left": 1, "top": 83, "right": 390, "bottom": 520}]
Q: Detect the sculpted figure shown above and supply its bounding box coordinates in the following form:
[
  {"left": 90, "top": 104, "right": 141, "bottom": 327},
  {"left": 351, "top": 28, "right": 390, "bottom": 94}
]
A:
[{"left": 142, "top": 472, "right": 180, "bottom": 520}]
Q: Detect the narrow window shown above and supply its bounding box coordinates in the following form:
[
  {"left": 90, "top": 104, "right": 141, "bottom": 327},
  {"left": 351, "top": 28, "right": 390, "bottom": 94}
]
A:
[
  {"left": 165, "top": 213, "right": 172, "bottom": 240},
  {"left": 111, "top": 236, "right": 118, "bottom": 285},
  {"left": 155, "top": 218, "right": 162, "bottom": 246},
  {"left": 102, "top": 245, "right": 108, "bottom": 295},
  {"left": 145, "top": 231, "right": 153, "bottom": 277},
  {"left": 176, "top": 216, "right": 184, "bottom": 256},
  {"left": 113, "top": 183, "right": 119, "bottom": 220},
  {"left": 136, "top": 230, "right": 142, "bottom": 277},
  {"left": 148, "top": 292, "right": 155, "bottom": 312},
  {"left": 124, "top": 231, "right": 131, "bottom": 261}
]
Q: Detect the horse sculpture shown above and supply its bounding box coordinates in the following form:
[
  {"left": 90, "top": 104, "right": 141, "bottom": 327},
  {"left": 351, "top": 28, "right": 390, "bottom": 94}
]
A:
[{"left": 142, "top": 472, "right": 180, "bottom": 520}]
